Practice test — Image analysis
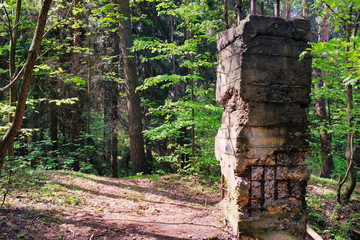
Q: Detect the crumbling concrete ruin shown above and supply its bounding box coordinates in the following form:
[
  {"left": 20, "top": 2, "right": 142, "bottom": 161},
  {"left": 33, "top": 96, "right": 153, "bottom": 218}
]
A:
[{"left": 215, "top": 15, "right": 312, "bottom": 239}]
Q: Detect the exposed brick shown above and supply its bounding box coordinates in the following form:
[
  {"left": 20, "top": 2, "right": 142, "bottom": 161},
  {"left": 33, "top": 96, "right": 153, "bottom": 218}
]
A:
[
  {"left": 251, "top": 166, "right": 264, "bottom": 180},
  {"left": 250, "top": 181, "right": 262, "bottom": 199},
  {"left": 278, "top": 181, "right": 289, "bottom": 198},
  {"left": 264, "top": 180, "right": 275, "bottom": 199},
  {"left": 264, "top": 166, "right": 275, "bottom": 180}
]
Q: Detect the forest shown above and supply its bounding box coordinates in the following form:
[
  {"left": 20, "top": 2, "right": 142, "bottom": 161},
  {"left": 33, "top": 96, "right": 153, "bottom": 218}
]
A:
[{"left": 0, "top": 0, "right": 359, "bottom": 239}]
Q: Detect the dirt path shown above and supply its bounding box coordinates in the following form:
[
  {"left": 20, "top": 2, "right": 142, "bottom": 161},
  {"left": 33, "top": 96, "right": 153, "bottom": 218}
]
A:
[{"left": 0, "top": 172, "right": 236, "bottom": 240}]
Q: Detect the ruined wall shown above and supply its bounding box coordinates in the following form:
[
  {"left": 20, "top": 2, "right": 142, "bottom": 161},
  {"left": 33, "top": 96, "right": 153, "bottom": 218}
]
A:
[{"left": 215, "top": 15, "right": 312, "bottom": 239}]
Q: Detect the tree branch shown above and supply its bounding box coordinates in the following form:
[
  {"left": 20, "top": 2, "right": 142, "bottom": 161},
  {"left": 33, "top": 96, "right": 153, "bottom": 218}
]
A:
[
  {"left": 0, "top": 67, "right": 24, "bottom": 94},
  {"left": 12, "top": 13, "right": 30, "bottom": 31},
  {"left": 2, "top": 5, "right": 13, "bottom": 43},
  {"left": 323, "top": 3, "right": 347, "bottom": 22}
]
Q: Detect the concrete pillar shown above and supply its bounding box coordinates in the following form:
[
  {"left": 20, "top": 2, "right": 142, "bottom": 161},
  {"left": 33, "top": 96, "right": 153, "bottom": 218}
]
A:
[{"left": 215, "top": 15, "right": 312, "bottom": 239}]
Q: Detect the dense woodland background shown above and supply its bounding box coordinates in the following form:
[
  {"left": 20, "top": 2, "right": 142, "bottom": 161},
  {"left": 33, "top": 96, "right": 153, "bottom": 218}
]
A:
[{"left": 0, "top": 0, "right": 359, "bottom": 202}]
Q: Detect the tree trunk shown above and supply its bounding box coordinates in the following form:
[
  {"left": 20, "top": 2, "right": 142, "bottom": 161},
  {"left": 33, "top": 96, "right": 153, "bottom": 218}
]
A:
[
  {"left": 316, "top": 89, "right": 334, "bottom": 178},
  {"left": 343, "top": 83, "right": 356, "bottom": 201},
  {"left": 314, "top": 8, "right": 334, "bottom": 178},
  {"left": 169, "top": 15, "right": 176, "bottom": 74},
  {"left": 8, "top": 0, "right": 22, "bottom": 160},
  {"left": 280, "top": 0, "right": 292, "bottom": 19},
  {"left": 118, "top": 0, "right": 146, "bottom": 174},
  {"left": 104, "top": 82, "right": 111, "bottom": 168},
  {"left": 110, "top": 82, "right": 118, "bottom": 178},
  {"left": 108, "top": 32, "right": 121, "bottom": 178},
  {"left": 84, "top": 6, "right": 92, "bottom": 161},
  {"left": 342, "top": 14, "right": 358, "bottom": 201},
  {"left": 338, "top": 17, "right": 358, "bottom": 203},
  {"left": 225, "top": 0, "right": 235, "bottom": 27},
  {"left": 71, "top": 0, "right": 81, "bottom": 171},
  {"left": 0, "top": 0, "right": 53, "bottom": 172},
  {"left": 50, "top": 79, "right": 58, "bottom": 154}
]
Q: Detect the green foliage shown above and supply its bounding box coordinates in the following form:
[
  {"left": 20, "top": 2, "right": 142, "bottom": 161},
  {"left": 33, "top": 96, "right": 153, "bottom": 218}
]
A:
[
  {"left": 306, "top": 23, "right": 360, "bottom": 178},
  {"left": 132, "top": 0, "right": 224, "bottom": 176}
]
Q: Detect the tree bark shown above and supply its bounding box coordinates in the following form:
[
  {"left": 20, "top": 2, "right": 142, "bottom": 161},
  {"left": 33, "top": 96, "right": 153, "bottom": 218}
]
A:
[
  {"left": 110, "top": 83, "right": 118, "bottom": 178},
  {"left": 84, "top": 6, "right": 92, "bottom": 162},
  {"left": 169, "top": 15, "right": 176, "bottom": 74},
  {"left": 316, "top": 11, "right": 334, "bottom": 178},
  {"left": 118, "top": 0, "right": 146, "bottom": 174},
  {"left": 71, "top": 0, "right": 81, "bottom": 171},
  {"left": 316, "top": 88, "right": 334, "bottom": 178},
  {"left": 343, "top": 83, "right": 356, "bottom": 200},
  {"left": 338, "top": 14, "right": 358, "bottom": 202},
  {"left": 280, "top": 0, "right": 292, "bottom": 19},
  {"left": 0, "top": 0, "right": 53, "bottom": 172},
  {"left": 8, "top": 0, "right": 22, "bottom": 160},
  {"left": 50, "top": 79, "right": 58, "bottom": 153}
]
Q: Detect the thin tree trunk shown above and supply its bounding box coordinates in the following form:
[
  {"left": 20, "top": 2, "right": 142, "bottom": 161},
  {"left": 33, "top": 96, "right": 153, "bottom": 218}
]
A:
[
  {"left": 0, "top": 0, "right": 53, "bottom": 172},
  {"left": 31, "top": 78, "right": 42, "bottom": 168},
  {"left": 343, "top": 83, "right": 356, "bottom": 201},
  {"left": 84, "top": 6, "right": 92, "bottom": 161},
  {"left": 110, "top": 83, "right": 118, "bottom": 178},
  {"left": 338, "top": 14, "right": 358, "bottom": 202},
  {"left": 316, "top": 10, "right": 334, "bottom": 178},
  {"left": 316, "top": 87, "right": 334, "bottom": 178},
  {"left": 343, "top": 12, "right": 358, "bottom": 201},
  {"left": 8, "top": 0, "right": 22, "bottom": 160},
  {"left": 71, "top": 0, "right": 81, "bottom": 171},
  {"left": 185, "top": 25, "right": 195, "bottom": 161},
  {"left": 169, "top": 15, "right": 176, "bottom": 74},
  {"left": 118, "top": 0, "right": 146, "bottom": 174},
  {"left": 50, "top": 79, "right": 58, "bottom": 153},
  {"left": 104, "top": 82, "right": 111, "bottom": 169}
]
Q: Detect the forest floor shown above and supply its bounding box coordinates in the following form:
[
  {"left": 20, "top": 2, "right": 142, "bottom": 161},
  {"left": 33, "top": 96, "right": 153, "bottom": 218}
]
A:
[
  {"left": 0, "top": 171, "right": 359, "bottom": 240},
  {"left": 0, "top": 171, "right": 235, "bottom": 240}
]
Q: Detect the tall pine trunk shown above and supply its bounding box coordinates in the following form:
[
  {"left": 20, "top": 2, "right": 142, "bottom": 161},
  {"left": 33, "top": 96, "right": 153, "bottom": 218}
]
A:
[
  {"left": 118, "top": 0, "right": 146, "bottom": 174},
  {"left": 71, "top": 0, "right": 81, "bottom": 171}
]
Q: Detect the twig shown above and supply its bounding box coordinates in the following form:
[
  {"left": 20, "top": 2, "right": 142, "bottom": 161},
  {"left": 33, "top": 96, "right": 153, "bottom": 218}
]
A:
[
  {"left": 12, "top": 13, "right": 30, "bottom": 31},
  {"left": 0, "top": 66, "right": 25, "bottom": 94}
]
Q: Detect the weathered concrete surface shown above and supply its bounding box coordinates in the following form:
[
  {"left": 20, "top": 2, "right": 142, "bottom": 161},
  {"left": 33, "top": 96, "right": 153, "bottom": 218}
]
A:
[{"left": 215, "top": 15, "right": 312, "bottom": 239}]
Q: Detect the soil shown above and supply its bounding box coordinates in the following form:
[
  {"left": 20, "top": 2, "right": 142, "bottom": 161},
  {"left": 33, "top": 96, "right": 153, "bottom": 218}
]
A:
[
  {"left": 1, "top": 171, "right": 359, "bottom": 240},
  {"left": 0, "top": 171, "right": 236, "bottom": 240}
]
